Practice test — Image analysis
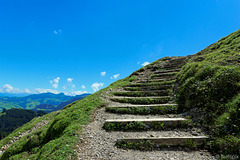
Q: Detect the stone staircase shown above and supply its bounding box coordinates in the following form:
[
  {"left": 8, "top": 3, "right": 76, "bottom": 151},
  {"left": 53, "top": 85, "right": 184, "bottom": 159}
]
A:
[{"left": 103, "top": 57, "right": 208, "bottom": 150}]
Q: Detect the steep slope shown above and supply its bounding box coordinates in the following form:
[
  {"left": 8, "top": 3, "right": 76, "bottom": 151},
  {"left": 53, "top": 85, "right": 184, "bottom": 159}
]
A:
[
  {"left": 0, "top": 29, "right": 239, "bottom": 159},
  {"left": 176, "top": 29, "right": 240, "bottom": 155},
  {"left": 0, "top": 109, "right": 47, "bottom": 140}
]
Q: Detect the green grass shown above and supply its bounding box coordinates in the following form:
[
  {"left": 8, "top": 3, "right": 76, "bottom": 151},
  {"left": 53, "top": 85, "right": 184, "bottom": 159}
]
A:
[
  {"left": 0, "top": 94, "right": 106, "bottom": 160},
  {"left": 111, "top": 91, "right": 170, "bottom": 97},
  {"left": 105, "top": 105, "right": 178, "bottom": 115},
  {"left": 0, "top": 75, "right": 137, "bottom": 159},
  {"left": 110, "top": 97, "right": 173, "bottom": 104},
  {"left": 176, "top": 28, "right": 240, "bottom": 155}
]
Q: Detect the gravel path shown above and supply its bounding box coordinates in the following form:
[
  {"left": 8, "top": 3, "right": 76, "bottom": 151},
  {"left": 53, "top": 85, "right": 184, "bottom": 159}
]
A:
[{"left": 76, "top": 108, "right": 215, "bottom": 160}]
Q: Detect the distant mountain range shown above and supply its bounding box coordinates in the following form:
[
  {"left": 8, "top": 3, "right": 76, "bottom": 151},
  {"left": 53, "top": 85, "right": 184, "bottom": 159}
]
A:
[
  {"left": 0, "top": 93, "right": 32, "bottom": 97},
  {"left": 32, "top": 93, "right": 91, "bottom": 113},
  {"left": 0, "top": 93, "right": 90, "bottom": 140},
  {"left": 0, "top": 93, "right": 91, "bottom": 112}
]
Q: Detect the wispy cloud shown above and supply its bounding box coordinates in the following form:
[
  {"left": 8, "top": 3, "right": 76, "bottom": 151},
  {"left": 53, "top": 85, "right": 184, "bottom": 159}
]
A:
[
  {"left": 101, "top": 71, "right": 106, "bottom": 76},
  {"left": 91, "top": 82, "right": 104, "bottom": 92},
  {"left": 35, "top": 88, "right": 60, "bottom": 94},
  {"left": 24, "top": 89, "right": 31, "bottom": 93},
  {"left": 141, "top": 61, "right": 150, "bottom": 66},
  {"left": 111, "top": 74, "right": 120, "bottom": 79},
  {"left": 137, "top": 61, "right": 140, "bottom": 65},
  {"left": 81, "top": 85, "right": 86, "bottom": 89},
  {"left": 64, "top": 91, "right": 87, "bottom": 96},
  {"left": 66, "top": 78, "right": 75, "bottom": 89},
  {"left": 53, "top": 29, "right": 62, "bottom": 35},
  {"left": 50, "top": 77, "right": 60, "bottom": 89}
]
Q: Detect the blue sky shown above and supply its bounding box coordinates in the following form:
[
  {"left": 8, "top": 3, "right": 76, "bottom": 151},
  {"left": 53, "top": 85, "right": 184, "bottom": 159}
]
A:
[{"left": 0, "top": 0, "right": 240, "bottom": 95}]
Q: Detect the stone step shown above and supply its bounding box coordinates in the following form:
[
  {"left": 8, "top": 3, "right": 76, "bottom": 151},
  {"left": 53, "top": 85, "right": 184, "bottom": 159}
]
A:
[
  {"left": 103, "top": 118, "right": 187, "bottom": 131},
  {"left": 127, "top": 80, "right": 175, "bottom": 87},
  {"left": 135, "top": 78, "right": 176, "bottom": 83},
  {"left": 110, "top": 96, "right": 173, "bottom": 104},
  {"left": 170, "top": 60, "right": 186, "bottom": 64},
  {"left": 151, "top": 66, "right": 182, "bottom": 72},
  {"left": 150, "top": 72, "right": 178, "bottom": 78},
  {"left": 107, "top": 103, "right": 178, "bottom": 108},
  {"left": 123, "top": 85, "right": 172, "bottom": 91},
  {"left": 151, "top": 75, "right": 176, "bottom": 80},
  {"left": 116, "top": 136, "right": 208, "bottom": 147},
  {"left": 106, "top": 104, "right": 178, "bottom": 115},
  {"left": 152, "top": 65, "right": 183, "bottom": 71},
  {"left": 105, "top": 118, "right": 186, "bottom": 123},
  {"left": 104, "top": 111, "right": 182, "bottom": 119},
  {"left": 111, "top": 90, "right": 170, "bottom": 97},
  {"left": 154, "top": 68, "right": 181, "bottom": 74}
]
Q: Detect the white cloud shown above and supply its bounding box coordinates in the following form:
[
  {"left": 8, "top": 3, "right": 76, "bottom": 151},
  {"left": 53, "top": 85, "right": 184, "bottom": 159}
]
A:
[
  {"left": 91, "top": 82, "right": 104, "bottom": 92},
  {"left": 0, "top": 84, "right": 14, "bottom": 93},
  {"left": 67, "top": 78, "right": 73, "bottom": 83},
  {"left": 35, "top": 88, "right": 60, "bottom": 94},
  {"left": 111, "top": 74, "right": 120, "bottom": 79},
  {"left": 137, "top": 61, "right": 140, "bottom": 65},
  {"left": 64, "top": 91, "right": 87, "bottom": 96},
  {"left": 53, "top": 29, "right": 62, "bottom": 35},
  {"left": 0, "top": 84, "right": 61, "bottom": 95},
  {"left": 50, "top": 77, "right": 60, "bottom": 89},
  {"left": 24, "top": 89, "right": 31, "bottom": 93},
  {"left": 141, "top": 61, "right": 150, "bottom": 66},
  {"left": 101, "top": 71, "right": 106, "bottom": 76},
  {"left": 0, "top": 84, "right": 31, "bottom": 94},
  {"left": 81, "top": 85, "right": 86, "bottom": 89}
]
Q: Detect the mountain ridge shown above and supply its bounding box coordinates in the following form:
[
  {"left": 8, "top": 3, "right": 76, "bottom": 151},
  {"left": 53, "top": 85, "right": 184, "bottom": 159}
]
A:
[{"left": 0, "top": 92, "right": 90, "bottom": 112}]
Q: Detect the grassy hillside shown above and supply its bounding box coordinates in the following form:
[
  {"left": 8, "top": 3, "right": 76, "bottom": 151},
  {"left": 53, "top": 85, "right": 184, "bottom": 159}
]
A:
[
  {"left": 0, "top": 76, "right": 136, "bottom": 159},
  {"left": 0, "top": 109, "right": 47, "bottom": 140},
  {"left": 0, "top": 29, "right": 239, "bottom": 159},
  {"left": 0, "top": 93, "right": 89, "bottom": 112},
  {"left": 176, "top": 29, "right": 240, "bottom": 155}
]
